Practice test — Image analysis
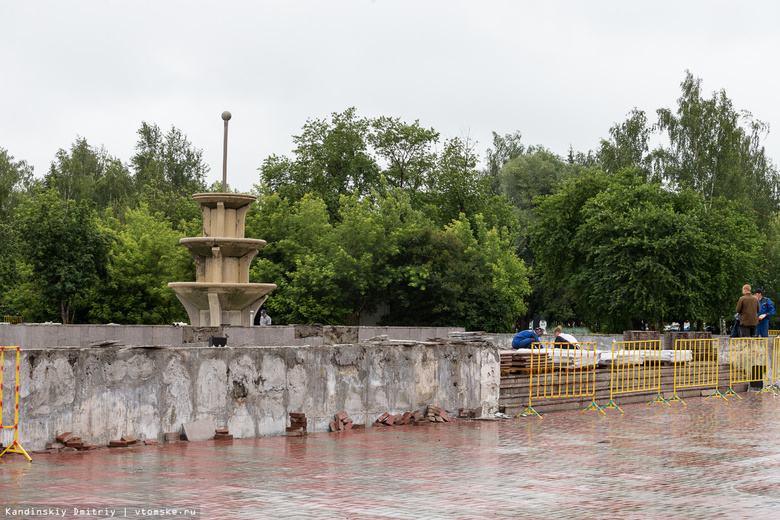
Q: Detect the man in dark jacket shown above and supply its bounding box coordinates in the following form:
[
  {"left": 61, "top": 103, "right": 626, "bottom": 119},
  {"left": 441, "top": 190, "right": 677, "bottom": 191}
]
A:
[{"left": 736, "top": 284, "right": 760, "bottom": 338}]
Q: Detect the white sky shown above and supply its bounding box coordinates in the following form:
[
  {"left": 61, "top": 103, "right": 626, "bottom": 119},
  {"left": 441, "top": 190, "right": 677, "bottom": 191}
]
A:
[{"left": 2, "top": 1, "right": 780, "bottom": 193}]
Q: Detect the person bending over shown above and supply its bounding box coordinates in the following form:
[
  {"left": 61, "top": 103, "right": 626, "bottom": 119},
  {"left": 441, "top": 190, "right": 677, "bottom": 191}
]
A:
[{"left": 512, "top": 327, "right": 544, "bottom": 349}]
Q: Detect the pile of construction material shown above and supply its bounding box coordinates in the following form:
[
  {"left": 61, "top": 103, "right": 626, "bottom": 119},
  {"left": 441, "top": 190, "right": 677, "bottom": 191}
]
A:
[
  {"left": 329, "top": 411, "right": 365, "bottom": 432},
  {"left": 458, "top": 407, "right": 482, "bottom": 418},
  {"left": 374, "top": 405, "right": 457, "bottom": 426},
  {"left": 500, "top": 350, "right": 549, "bottom": 375},
  {"left": 214, "top": 428, "right": 233, "bottom": 441},
  {"left": 33, "top": 432, "right": 159, "bottom": 454},
  {"left": 287, "top": 412, "right": 308, "bottom": 437}
]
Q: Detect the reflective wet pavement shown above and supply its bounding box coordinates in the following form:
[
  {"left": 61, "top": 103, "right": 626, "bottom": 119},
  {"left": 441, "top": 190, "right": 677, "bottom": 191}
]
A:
[{"left": 2, "top": 395, "right": 779, "bottom": 519}]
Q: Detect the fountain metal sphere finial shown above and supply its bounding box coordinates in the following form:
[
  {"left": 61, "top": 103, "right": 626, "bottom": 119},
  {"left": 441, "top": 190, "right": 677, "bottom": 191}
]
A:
[{"left": 222, "top": 111, "right": 232, "bottom": 121}]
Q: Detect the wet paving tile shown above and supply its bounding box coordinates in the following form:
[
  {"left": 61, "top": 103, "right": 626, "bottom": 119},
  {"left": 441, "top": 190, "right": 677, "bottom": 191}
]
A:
[{"left": 1, "top": 395, "right": 780, "bottom": 519}]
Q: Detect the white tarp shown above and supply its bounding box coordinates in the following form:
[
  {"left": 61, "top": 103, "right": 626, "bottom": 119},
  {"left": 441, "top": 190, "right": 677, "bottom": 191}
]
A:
[{"left": 598, "top": 349, "right": 693, "bottom": 365}]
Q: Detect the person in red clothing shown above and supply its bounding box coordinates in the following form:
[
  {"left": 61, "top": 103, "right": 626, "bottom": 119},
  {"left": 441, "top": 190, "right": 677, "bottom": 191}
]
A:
[{"left": 736, "top": 284, "right": 760, "bottom": 337}]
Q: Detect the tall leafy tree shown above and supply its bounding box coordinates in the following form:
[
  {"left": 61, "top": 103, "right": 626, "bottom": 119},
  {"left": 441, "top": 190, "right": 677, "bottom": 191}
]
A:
[
  {"left": 484, "top": 130, "right": 526, "bottom": 192},
  {"left": 131, "top": 122, "right": 209, "bottom": 196},
  {"left": 0, "top": 148, "right": 34, "bottom": 219},
  {"left": 248, "top": 189, "right": 423, "bottom": 324},
  {"left": 258, "top": 108, "right": 379, "bottom": 219},
  {"left": 88, "top": 205, "right": 192, "bottom": 324},
  {"left": 45, "top": 137, "right": 134, "bottom": 210},
  {"left": 530, "top": 169, "right": 763, "bottom": 332},
  {"left": 0, "top": 222, "right": 21, "bottom": 315},
  {"left": 427, "top": 135, "right": 495, "bottom": 227},
  {"left": 15, "top": 189, "right": 111, "bottom": 323},
  {"left": 654, "top": 71, "right": 778, "bottom": 215},
  {"left": 598, "top": 108, "right": 654, "bottom": 178},
  {"left": 369, "top": 116, "right": 439, "bottom": 191},
  {"left": 383, "top": 215, "right": 530, "bottom": 331}
]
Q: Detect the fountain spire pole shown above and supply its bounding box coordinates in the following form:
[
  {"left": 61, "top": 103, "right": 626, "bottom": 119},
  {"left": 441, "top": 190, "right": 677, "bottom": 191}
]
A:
[{"left": 221, "top": 111, "right": 231, "bottom": 192}]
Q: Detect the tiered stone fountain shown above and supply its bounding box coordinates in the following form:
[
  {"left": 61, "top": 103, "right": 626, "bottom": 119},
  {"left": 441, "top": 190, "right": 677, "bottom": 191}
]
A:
[{"left": 168, "top": 111, "right": 276, "bottom": 327}]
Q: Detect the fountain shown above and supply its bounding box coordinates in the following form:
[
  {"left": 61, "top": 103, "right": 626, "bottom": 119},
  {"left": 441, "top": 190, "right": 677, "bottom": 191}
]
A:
[{"left": 168, "top": 112, "right": 276, "bottom": 327}]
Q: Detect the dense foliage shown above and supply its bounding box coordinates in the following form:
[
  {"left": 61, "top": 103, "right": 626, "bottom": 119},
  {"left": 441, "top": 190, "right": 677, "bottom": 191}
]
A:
[{"left": 0, "top": 72, "right": 776, "bottom": 332}]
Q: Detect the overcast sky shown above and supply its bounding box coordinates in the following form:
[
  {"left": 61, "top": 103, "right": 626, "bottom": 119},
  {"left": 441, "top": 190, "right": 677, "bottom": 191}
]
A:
[{"left": 3, "top": 1, "right": 780, "bottom": 193}]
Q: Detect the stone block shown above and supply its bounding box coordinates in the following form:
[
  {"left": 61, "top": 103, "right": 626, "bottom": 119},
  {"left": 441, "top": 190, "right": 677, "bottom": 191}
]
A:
[{"left": 183, "top": 419, "right": 216, "bottom": 442}]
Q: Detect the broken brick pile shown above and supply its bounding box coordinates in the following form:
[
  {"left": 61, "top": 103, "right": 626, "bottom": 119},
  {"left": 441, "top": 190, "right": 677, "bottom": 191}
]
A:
[
  {"left": 458, "top": 406, "right": 482, "bottom": 419},
  {"left": 374, "top": 404, "right": 457, "bottom": 427},
  {"left": 329, "top": 411, "right": 365, "bottom": 432},
  {"left": 287, "top": 412, "right": 307, "bottom": 437},
  {"left": 108, "top": 435, "right": 146, "bottom": 448},
  {"left": 215, "top": 428, "right": 233, "bottom": 441},
  {"left": 33, "top": 432, "right": 158, "bottom": 454}
]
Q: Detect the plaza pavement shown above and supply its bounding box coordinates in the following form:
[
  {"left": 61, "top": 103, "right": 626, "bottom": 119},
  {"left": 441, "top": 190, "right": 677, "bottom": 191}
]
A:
[{"left": 1, "top": 395, "right": 779, "bottom": 520}]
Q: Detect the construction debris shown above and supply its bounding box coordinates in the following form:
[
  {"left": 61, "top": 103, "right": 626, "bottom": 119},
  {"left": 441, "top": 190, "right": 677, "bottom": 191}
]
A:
[
  {"left": 458, "top": 407, "right": 482, "bottom": 418},
  {"left": 33, "top": 431, "right": 155, "bottom": 454},
  {"left": 330, "top": 411, "right": 353, "bottom": 432},
  {"left": 287, "top": 412, "right": 307, "bottom": 436},
  {"left": 214, "top": 429, "right": 233, "bottom": 441},
  {"left": 373, "top": 404, "right": 457, "bottom": 427}
]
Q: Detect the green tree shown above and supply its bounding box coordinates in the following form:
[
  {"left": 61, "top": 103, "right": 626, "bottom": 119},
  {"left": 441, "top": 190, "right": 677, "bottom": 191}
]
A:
[
  {"left": 427, "top": 136, "right": 493, "bottom": 226},
  {"left": 258, "top": 108, "right": 379, "bottom": 219},
  {"left": 0, "top": 222, "right": 21, "bottom": 315},
  {"left": 498, "top": 147, "right": 578, "bottom": 223},
  {"left": 45, "top": 137, "right": 134, "bottom": 210},
  {"left": 0, "top": 148, "right": 34, "bottom": 219},
  {"left": 132, "top": 122, "right": 209, "bottom": 197},
  {"left": 530, "top": 169, "right": 763, "bottom": 331},
  {"left": 88, "top": 205, "right": 192, "bottom": 324},
  {"left": 484, "top": 130, "right": 525, "bottom": 192},
  {"left": 248, "top": 188, "right": 423, "bottom": 324},
  {"left": 382, "top": 215, "right": 530, "bottom": 332},
  {"left": 369, "top": 116, "right": 439, "bottom": 191},
  {"left": 598, "top": 108, "right": 654, "bottom": 178},
  {"left": 15, "top": 189, "right": 111, "bottom": 323},
  {"left": 654, "top": 71, "right": 778, "bottom": 215}
]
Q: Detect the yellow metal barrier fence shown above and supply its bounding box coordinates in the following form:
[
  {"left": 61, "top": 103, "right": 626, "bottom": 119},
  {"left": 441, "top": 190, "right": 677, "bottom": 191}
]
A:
[
  {"left": 768, "top": 330, "right": 779, "bottom": 336},
  {"left": 603, "top": 339, "right": 665, "bottom": 413},
  {"left": 2, "top": 316, "right": 21, "bottom": 324},
  {"left": 0, "top": 346, "right": 30, "bottom": 460},
  {"left": 666, "top": 338, "right": 724, "bottom": 404},
  {"left": 769, "top": 337, "right": 780, "bottom": 393},
  {"left": 726, "top": 337, "right": 771, "bottom": 398},
  {"left": 519, "top": 343, "right": 603, "bottom": 419}
]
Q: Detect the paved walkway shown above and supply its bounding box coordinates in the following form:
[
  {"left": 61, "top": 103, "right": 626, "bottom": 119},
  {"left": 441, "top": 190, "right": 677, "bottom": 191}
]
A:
[{"left": 2, "top": 395, "right": 779, "bottom": 519}]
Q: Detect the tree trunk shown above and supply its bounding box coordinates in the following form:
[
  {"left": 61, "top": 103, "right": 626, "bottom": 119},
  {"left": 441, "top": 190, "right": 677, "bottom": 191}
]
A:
[{"left": 61, "top": 300, "right": 69, "bottom": 325}]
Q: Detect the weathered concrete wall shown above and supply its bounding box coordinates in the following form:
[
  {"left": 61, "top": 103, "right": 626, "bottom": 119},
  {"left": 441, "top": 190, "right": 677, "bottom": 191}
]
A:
[
  {"left": 0, "top": 324, "right": 465, "bottom": 349},
  {"left": 2, "top": 338, "right": 498, "bottom": 451}
]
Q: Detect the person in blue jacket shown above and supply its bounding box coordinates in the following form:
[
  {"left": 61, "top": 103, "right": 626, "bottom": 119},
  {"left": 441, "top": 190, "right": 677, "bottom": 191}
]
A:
[
  {"left": 512, "top": 327, "right": 544, "bottom": 349},
  {"left": 755, "top": 288, "right": 775, "bottom": 337}
]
